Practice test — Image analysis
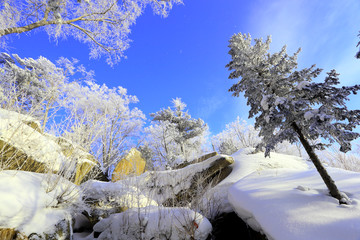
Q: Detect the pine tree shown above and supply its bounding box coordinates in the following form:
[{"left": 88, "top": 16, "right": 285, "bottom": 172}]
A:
[
  {"left": 226, "top": 33, "right": 360, "bottom": 204},
  {"left": 148, "top": 98, "right": 208, "bottom": 167}
]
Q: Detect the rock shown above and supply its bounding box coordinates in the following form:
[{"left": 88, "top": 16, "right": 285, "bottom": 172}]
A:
[
  {"left": 163, "top": 155, "right": 234, "bottom": 207},
  {"left": 44, "top": 218, "right": 72, "bottom": 240},
  {"left": 0, "top": 108, "right": 98, "bottom": 185},
  {"left": 0, "top": 108, "right": 64, "bottom": 173},
  {"left": 81, "top": 180, "right": 158, "bottom": 226},
  {"left": 27, "top": 218, "right": 71, "bottom": 240},
  {"left": 121, "top": 154, "right": 234, "bottom": 207},
  {"left": 0, "top": 229, "right": 28, "bottom": 240},
  {"left": 0, "top": 170, "right": 83, "bottom": 240},
  {"left": 111, "top": 148, "right": 146, "bottom": 182},
  {"left": 173, "top": 152, "right": 218, "bottom": 169},
  {"left": 47, "top": 135, "right": 98, "bottom": 185}
]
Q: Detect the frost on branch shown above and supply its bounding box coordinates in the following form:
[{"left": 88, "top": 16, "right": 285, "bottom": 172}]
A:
[
  {"left": 0, "top": 0, "right": 183, "bottom": 64},
  {"left": 0, "top": 53, "right": 145, "bottom": 175},
  {"left": 226, "top": 33, "right": 360, "bottom": 156},
  {"left": 143, "top": 98, "right": 208, "bottom": 169}
]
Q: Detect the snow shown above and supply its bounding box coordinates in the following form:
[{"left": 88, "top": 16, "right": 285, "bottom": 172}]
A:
[
  {"left": 92, "top": 206, "right": 212, "bottom": 240},
  {"left": 3, "top": 144, "right": 360, "bottom": 240},
  {"left": 260, "top": 95, "right": 270, "bottom": 110},
  {"left": 296, "top": 81, "right": 311, "bottom": 90},
  {"left": 0, "top": 170, "right": 83, "bottom": 237},
  {"left": 0, "top": 108, "right": 67, "bottom": 172},
  {"left": 123, "top": 154, "right": 233, "bottom": 204},
  {"left": 228, "top": 154, "right": 360, "bottom": 240},
  {"left": 81, "top": 180, "right": 158, "bottom": 208},
  {"left": 197, "top": 148, "right": 309, "bottom": 218},
  {"left": 274, "top": 97, "right": 286, "bottom": 106}
]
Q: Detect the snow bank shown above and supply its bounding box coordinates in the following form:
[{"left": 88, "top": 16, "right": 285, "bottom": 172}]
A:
[
  {"left": 0, "top": 170, "right": 83, "bottom": 236},
  {"left": 197, "top": 148, "right": 309, "bottom": 217},
  {"left": 228, "top": 167, "right": 360, "bottom": 240}
]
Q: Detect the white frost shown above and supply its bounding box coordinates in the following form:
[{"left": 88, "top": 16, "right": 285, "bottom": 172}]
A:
[
  {"left": 260, "top": 95, "right": 270, "bottom": 110},
  {"left": 296, "top": 81, "right": 310, "bottom": 90}
]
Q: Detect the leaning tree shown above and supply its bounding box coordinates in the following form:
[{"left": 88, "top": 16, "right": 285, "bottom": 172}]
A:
[{"left": 226, "top": 33, "right": 360, "bottom": 204}]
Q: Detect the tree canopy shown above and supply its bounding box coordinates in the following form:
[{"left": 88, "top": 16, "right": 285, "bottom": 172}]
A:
[
  {"left": 0, "top": 0, "right": 182, "bottom": 65},
  {"left": 143, "top": 98, "right": 208, "bottom": 168}
]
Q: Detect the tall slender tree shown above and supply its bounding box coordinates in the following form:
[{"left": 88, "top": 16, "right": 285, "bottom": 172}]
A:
[{"left": 226, "top": 33, "right": 360, "bottom": 204}]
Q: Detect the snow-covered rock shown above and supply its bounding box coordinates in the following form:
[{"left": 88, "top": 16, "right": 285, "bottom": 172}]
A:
[
  {"left": 0, "top": 108, "right": 97, "bottom": 184},
  {"left": 123, "top": 154, "right": 234, "bottom": 205},
  {"left": 81, "top": 180, "right": 158, "bottom": 225},
  {"left": 0, "top": 170, "right": 84, "bottom": 238}
]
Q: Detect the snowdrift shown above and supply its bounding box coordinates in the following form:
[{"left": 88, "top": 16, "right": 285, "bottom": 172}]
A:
[{"left": 227, "top": 149, "right": 360, "bottom": 240}]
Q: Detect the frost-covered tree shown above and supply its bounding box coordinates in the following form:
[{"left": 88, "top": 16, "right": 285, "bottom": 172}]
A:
[
  {"left": 0, "top": 52, "right": 93, "bottom": 130},
  {"left": 226, "top": 33, "right": 360, "bottom": 204},
  {"left": 61, "top": 80, "right": 145, "bottom": 172},
  {"left": 0, "top": 53, "right": 145, "bottom": 173},
  {"left": 143, "top": 121, "right": 180, "bottom": 168},
  {"left": 211, "top": 117, "right": 260, "bottom": 155},
  {"left": 0, "top": 0, "right": 182, "bottom": 64},
  {"left": 144, "top": 98, "right": 208, "bottom": 168}
]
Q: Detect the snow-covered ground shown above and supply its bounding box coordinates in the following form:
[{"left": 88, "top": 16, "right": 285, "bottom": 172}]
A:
[
  {"left": 197, "top": 148, "right": 309, "bottom": 218},
  {"left": 2, "top": 148, "right": 360, "bottom": 240},
  {"left": 227, "top": 149, "right": 360, "bottom": 240}
]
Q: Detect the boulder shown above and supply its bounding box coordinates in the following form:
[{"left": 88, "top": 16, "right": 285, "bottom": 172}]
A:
[
  {"left": 47, "top": 135, "right": 98, "bottom": 185},
  {"left": 0, "top": 170, "right": 83, "bottom": 240},
  {"left": 0, "top": 108, "right": 98, "bottom": 184},
  {"left": 122, "top": 154, "right": 234, "bottom": 207},
  {"left": 111, "top": 148, "right": 146, "bottom": 182},
  {"left": 173, "top": 152, "right": 218, "bottom": 169},
  {"left": 0, "top": 229, "right": 28, "bottom": 240},
  {"left": 0, "top": 108, "right": 64, "bottom": 173},
  {"left": 163, "top": 155, "right": 234, "bottom": 206}
]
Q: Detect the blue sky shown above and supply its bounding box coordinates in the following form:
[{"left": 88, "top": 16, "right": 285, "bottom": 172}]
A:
[{"left": 5, "top": 0, "right": 360, "bottom": 135}]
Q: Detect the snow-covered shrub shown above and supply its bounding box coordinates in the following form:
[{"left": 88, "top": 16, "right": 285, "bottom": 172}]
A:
[{"left": 93, "top": 206, "right": 212, "bottom": 240}]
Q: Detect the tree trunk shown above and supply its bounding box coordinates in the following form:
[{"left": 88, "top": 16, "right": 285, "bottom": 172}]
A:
[{"left": 291, "top": 122, "right": 345, "bottom": 204}]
